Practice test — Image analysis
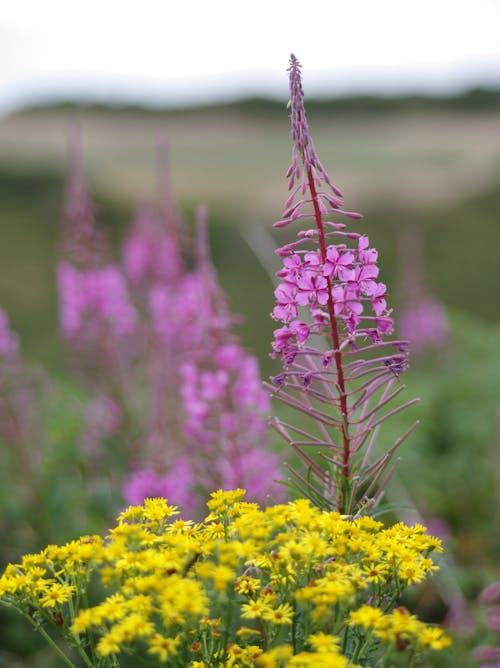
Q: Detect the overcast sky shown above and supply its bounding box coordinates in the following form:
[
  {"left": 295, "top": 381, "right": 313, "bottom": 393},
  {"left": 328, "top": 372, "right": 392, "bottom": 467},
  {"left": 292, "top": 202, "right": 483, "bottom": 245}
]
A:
[{"left": 2, "top": 0, "right": 500, "bottom": 114}]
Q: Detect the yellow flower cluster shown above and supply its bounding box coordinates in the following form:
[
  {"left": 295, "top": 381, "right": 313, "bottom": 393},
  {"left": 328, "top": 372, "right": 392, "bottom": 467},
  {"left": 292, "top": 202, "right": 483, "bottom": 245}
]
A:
[
  {"left": 349, "top": 605, "right": 451, "bottom": 651},
  {"left": 0, "top": 491, "right": 449, "bottom": 667}
]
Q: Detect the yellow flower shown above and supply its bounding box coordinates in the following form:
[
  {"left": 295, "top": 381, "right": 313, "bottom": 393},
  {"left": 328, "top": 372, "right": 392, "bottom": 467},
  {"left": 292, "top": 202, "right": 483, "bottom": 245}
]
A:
[
  {"left": 349, "top": 604, "right": 384, "bottom": 628},
  {"left": 94, "top": 593, "right": 127, "bottom": 623},
  {"left": 202, "top": 522, "right": 226, "bottom": 541},
  {"left": 118, "top": 505, "right": 145, "bottom": 523},
  {"left": 97, "top": 632, "right": 121, "bottom": 656},
  {"left": 362, "top": 562, "right": 390, "bottom": 583},
  {"left": 39, "top": 583, "right": 75, "bottom": 608},
  {"left": 236, "top": 626, "right": 261, "bottom": 638},
  {"left": 142, "top": 497, "right": 180, "bottom": 522},
  {"left": 207, "top": 488, "right": 245, "bottom": 510},
  {"left": 308, "top": 632, "right": 340, "bottom": 653},
  {"left": 262, "top": 602, "right": 294, "bottom": 625},
  {"left": 72, "top": 608, "right": 97, "bottom": 634},
  {"left": 196, "top": 562, "right": 235, "bottom": 592},
  {"left": 418, "top": 626, "right": 452, "bottom": 650},
  {"left": 21, "top": 553, "right": 47, "bottom": 568},
  {"left": 235, "top": 575, "right": 261, "bottom": 596},
  {"left": 148, "top": 633, "right": 180, "bottom": 662},
  {"left": 112, "top": 613, "right": 154, "bottom": 641},
  {"left": 1, "top": 491, "right": 450, "bottom": 667},
  {"left": 241, "top": 598, "right": 271, "bottom": 619},
  {"left": 288, "top": 650, "right": 354, "bottom": 667},
  {"left": 373, "top": 606, "right": 421, "bottom": 644},
  {"left": 256, "top": 644, "right": 293, "bottom": 667}
]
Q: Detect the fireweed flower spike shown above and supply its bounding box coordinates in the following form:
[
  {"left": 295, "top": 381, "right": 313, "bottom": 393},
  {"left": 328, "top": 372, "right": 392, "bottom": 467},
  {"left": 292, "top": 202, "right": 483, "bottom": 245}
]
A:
[
  {"left": 267, "top": 55, "right": 418, "bottom": 514},
  {"left": 180, "top": 207, "right": 282, "bottom": 505},
  {"left": 59, "top": 126, "right": 105, "bottom": 269}
]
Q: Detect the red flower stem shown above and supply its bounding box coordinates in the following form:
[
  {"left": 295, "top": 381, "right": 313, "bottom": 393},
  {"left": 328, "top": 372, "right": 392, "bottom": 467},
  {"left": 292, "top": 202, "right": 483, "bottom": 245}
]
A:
[{"left": 307, "top": 169, "right": 351, "bottom": 500}]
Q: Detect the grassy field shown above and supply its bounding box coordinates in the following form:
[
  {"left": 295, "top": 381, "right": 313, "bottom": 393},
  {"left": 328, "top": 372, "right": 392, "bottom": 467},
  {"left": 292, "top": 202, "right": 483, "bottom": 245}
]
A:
[{"left": 3, "top": 105, "right": 500, "bottom": 213}]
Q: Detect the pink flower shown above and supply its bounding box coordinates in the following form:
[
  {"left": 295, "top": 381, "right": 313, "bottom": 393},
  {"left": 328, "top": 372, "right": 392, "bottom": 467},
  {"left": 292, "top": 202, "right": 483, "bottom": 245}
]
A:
[
  {"left": 123, "top": 207, "right": 183, "bottom": 287},
  {"left": 398, "top": 297, "right": 450, "bottom": 351},
  {"left": 480, "top": 582, "right": 500, "bottom": 606},
  {"left": 273, "top": 283, "right": 298, "bottom": 322},
  {"left": 219, "top": 449, "right": 285, "bottom": 504},
  {"left": 273, "top": 325, "right": 294, "bottom": 353},
  {"left": 323, "top": 245, "right": 354, "bottom": 279},
  {"left": 267, "top": 55, "right": 408, "bottom": 514},
  {"left": 371, "top": 283, "right": 388, "bottom": 316},
  {"left": 376, "top": 316, "right": 394, "bottom": 335},
  {"left": 358, "top": 235, "right": 378, "bottom": 265},
  {"left": 332, "top": 284, "right": 363, "bottom": 320},
  {"left": 290, "top": 319, "right": 310, "bottom": 345},
  {"left": 200, "top": 370, "right": 228, "bottom": 402},
  {"left": 296, "top": 271, "right": 329, "bottom": 307},
  {"left": 214, "top": 343, "right": 242, "bottom": 370},
  {"left": 57, "top": 262, "right": 136, "bottom": 339},
  {"left": 0, "top": 307, "right": 19, "bottom": 361},
  {"left": 356, "top": 264, "right": 380, "bottom": 295},
  {"left": 277, "top": 253, "right": 303, "bottom": 281},
  {"left": 123, "top": 458, "right": 195, "bottom": 510}
]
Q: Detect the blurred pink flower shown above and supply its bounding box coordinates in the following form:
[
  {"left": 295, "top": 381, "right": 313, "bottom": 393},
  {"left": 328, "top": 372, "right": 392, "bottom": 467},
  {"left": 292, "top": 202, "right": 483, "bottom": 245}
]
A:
[
  {"left": 399, "top": 297, "right": 450, "bottom": 350},
  {"left": 57, "top": 262, "right": 136, "bottom": 340},
  {"left": 0, "top": 307, "right": 19, "bottom": 361},
  {"left": 123, "top": 458, "right": 195, "bottom": 510}
]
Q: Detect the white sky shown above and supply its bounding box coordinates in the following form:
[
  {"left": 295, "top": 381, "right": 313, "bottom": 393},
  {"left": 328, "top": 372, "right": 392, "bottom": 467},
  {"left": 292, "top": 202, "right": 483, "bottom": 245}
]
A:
[{"left": 2, "top": 0, "right": 500, "bottom": 113}]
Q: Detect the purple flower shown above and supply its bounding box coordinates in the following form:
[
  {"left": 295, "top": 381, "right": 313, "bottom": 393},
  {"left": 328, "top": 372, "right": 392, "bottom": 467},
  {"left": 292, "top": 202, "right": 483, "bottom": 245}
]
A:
[
  {"left": 0, "top": 307, "right": 19, "bottom": 361},
  {"left": 480, "top": 582, "right": 500, "bottom": 606},
  {"left": 219, "top": 449, "right": 285, "bottom": 504},
  {"left": 472, "top": 646, "right": 500, "bottom": 665},
  {"left": 181, "top": 337, "right": 274, "bottom": 495},
  {"left": 214, "top": 343, "right": 242, "bottom": 369},
  {"left": 266, "top": 55, "right": 413, "bottom": 514},
  {"left": 273, "top": 283, "right": 298, "bottom": 322},
  {"left": 123, "top": 205, "right": 183, "bottom": 288},
  {"left": 296, "top": 271, "right": 329, "bottom": 307},
  {"left": 398, "top": 297, "right": 450, "bottom": 350},
  {"left": 123, "top": 458, "right": 195, "bottom": 510},
  {"left": 57, "top": 262, "right": 137, "bottom": 339},
  {"left": 323, "top": 245, "right": 354, "bottom": 279},
  {"left": 272, "top": 325, "right": 294, "bottom": 354}
]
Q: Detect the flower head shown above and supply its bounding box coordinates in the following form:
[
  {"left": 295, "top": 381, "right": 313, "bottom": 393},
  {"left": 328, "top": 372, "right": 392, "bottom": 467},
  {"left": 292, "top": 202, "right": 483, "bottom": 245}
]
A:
[{"left": 268, "top": 56, "right": 415, "bottom": 514}]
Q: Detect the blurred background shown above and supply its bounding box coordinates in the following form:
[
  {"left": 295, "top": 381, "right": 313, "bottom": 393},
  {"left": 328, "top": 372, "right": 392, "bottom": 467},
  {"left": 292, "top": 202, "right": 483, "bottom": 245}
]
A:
[
  {"left": 2, "top": 0, "right": 500, "bottom": 369},
  {"left": 2, "top": 1, "right": 500, "bottom": 664}
]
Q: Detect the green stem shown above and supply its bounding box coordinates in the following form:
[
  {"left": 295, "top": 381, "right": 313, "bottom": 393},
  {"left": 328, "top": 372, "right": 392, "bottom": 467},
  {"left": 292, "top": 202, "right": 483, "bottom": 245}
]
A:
[
  {"left": 307, "top": 168, "right": 351, "bottom": 512},
  {"left": 376, "top": 642, "right": 394, "bottom": 667},
  {"left": 406, "top": 649, "right": 416, "bottom": 668},
  {"left": 381, "top": 586, "right": 403, "bottom": 613},
  {"left": 64, "top": 596, "right": 95, "bottom": 668},
  {"left": 20, "top": 611, "right": 79, "bottom": 668},
  {"left": 341, "top": 624, "right": 349, "bottom": 655},
  {"left": 221, "top": 589, "right": 235, "bottom": 661},
  {"left": 351, "top": 629, "right": 374, "bottom": 663},
  {"left": 81, "top": 587, "right": 98, "bottom": 662}
]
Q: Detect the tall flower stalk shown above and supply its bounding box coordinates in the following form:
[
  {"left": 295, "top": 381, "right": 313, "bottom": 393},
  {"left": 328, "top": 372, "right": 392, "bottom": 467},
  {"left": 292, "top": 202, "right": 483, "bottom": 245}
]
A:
[{"left": 268, "top": 55, "right": 418, "bottom": 514}]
